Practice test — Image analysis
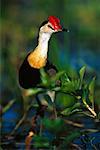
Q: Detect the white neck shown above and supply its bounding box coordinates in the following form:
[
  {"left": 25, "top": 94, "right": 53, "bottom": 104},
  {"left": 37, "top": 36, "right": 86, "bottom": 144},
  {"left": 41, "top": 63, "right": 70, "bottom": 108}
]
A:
[
  {"left": 27, "top": 30, "right": 53, "bottom": 69},
  {"left": 37, "top": 32, "right": 52, "bottom": 57}
]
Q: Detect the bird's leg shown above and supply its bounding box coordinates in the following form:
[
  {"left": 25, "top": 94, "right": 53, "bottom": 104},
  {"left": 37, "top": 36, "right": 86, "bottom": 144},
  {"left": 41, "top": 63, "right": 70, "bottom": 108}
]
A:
[
  {"left": 47, "top": 91, "right": 57, "bottom": 119},
  {"left": 35, "top": 94, "right": 48, "bottom": 135},
  {"left": 36, "top": 94, "right": 48, "bottom": 119},
  {"left": 52, "top": 92, "right": 57, "bottom": 119},
  {"left": 36, "top": 94, "right": 42, "bottom": 107}
]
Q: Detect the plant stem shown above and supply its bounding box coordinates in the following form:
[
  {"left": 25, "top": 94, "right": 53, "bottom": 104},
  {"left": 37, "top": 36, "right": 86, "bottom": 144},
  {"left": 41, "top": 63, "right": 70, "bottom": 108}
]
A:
[
  {"left": 53, "top": 92, "right": 57, "bottom": 119},
  {"left": 39, "top": 119, "right": 43, "bottom": 136},
  {"left": 10, "top": 112, "right": 27, "bottom": 135},
  {"left": 53, "top": 145, "right": 56, "bottom": 150},
  {"left": 10, "top": 105, "right": 30, "bottom": 135},
  {"left": 83, "top": 99, "right": 96, "bottom": 117},
  {"left": 92, "top": 101, "right": 94, "bottom": 111},
  {"left": 53, "top": 102, "right": 57, "bottom": 119},
  {"left": 47, "top": 90, "right": 57, "bottom": 119},
  {"left": 81, "top": 112, "right": 95, "bottom": 118}
]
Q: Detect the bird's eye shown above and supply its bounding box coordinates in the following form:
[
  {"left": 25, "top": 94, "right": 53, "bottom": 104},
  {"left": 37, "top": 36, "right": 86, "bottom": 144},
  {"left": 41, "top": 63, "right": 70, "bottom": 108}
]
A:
[{"left": 48, "top": 25, "right": 54, "bottom": 30}]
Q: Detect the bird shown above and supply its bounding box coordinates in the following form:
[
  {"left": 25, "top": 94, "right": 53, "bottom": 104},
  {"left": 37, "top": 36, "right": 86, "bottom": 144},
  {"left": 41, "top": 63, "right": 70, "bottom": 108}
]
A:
[{"left": 18, "top": 16, "right": 68, "bottom": 89}]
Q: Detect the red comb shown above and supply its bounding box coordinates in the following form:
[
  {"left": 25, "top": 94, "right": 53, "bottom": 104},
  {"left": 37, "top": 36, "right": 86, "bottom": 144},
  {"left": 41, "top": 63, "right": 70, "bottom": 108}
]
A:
[{"left": 48, "top": 16, "right": 62, "bottom": 30}]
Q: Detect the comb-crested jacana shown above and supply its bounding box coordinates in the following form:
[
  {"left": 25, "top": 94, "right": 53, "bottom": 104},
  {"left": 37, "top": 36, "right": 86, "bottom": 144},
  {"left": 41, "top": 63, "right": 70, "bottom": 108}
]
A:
[{"left": 18, "top": 16, "right": 68, "bottom": 89}]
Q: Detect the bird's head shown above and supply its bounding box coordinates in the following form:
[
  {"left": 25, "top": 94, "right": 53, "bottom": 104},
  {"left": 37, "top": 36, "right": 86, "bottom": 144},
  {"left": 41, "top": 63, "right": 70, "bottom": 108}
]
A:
[{"left": 39, "top": 16, "right": 68, "bottom": 34}]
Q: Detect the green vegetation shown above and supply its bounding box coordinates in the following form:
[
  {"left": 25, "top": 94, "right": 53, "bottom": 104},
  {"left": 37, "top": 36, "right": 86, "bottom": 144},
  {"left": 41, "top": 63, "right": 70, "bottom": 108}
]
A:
[
  {"left": 2, "top": 66, "right": 99, "bottom": 149},
  {"left": 1, "top": 0, "right": 100, "bottom": 149}
]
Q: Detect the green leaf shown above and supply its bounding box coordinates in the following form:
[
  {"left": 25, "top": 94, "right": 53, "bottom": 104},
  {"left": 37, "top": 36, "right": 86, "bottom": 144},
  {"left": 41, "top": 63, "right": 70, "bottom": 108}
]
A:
[
  {"left": 61, "top": 81, "right": 76, "bottom": 93},
  {"left": 63, "top": 131, "right": 81, "bottom": 145},
  {"left": 40, "top": 69, "right": 64, "bottom": 88},
  {"left": 71, "top": 79, "right": 80, "bottom": 90},
  {"left": 40, "top": 68, "right": 49, "bottom": 86},
  {"left": 43, "top": 118, "right": 64, "bottom": 133},
  {"left": 51, "top": 71, "right": 65, "bottom": 81},
  {"left": 82, "top": 89, "right": 97, "bottom": 117},
  {"left": 55, "top": 93, "right": 76, "bottom": 110},
  {"left": 79, "top": 66, "right": 86, "bottom": 88},
  {"left": 50, "top": 71, "right": 65, "bottom": 87},
  {"left": 24, "top": 88, "right": 44, "bottom": 96},
  {"left": 33, "top": 135, "right": 49, "bottom": 148},
  {"left": 61, "top": 102, "right": 81, "bottom": 116},
  {"left": 61, "top": 79, "right": 80, "bottom": 94},
  {"left": 61, "top": 73, "right": 71, "bottom": 83},
  {"left": 82, "top": 89, "right": 87, "bottom": 104},
  {"left": 88, "top": 77, "right": 96, "bottom": 104}
]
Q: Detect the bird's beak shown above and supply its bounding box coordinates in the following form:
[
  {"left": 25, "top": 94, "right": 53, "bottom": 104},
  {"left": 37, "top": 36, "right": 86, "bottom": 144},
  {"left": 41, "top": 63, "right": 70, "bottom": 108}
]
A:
[
  {"left": 62, "top": 28, "right": 69, "bottom": 32},
  {"left": 54, "top": 24, "right": 69, "bottom": 33}
]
